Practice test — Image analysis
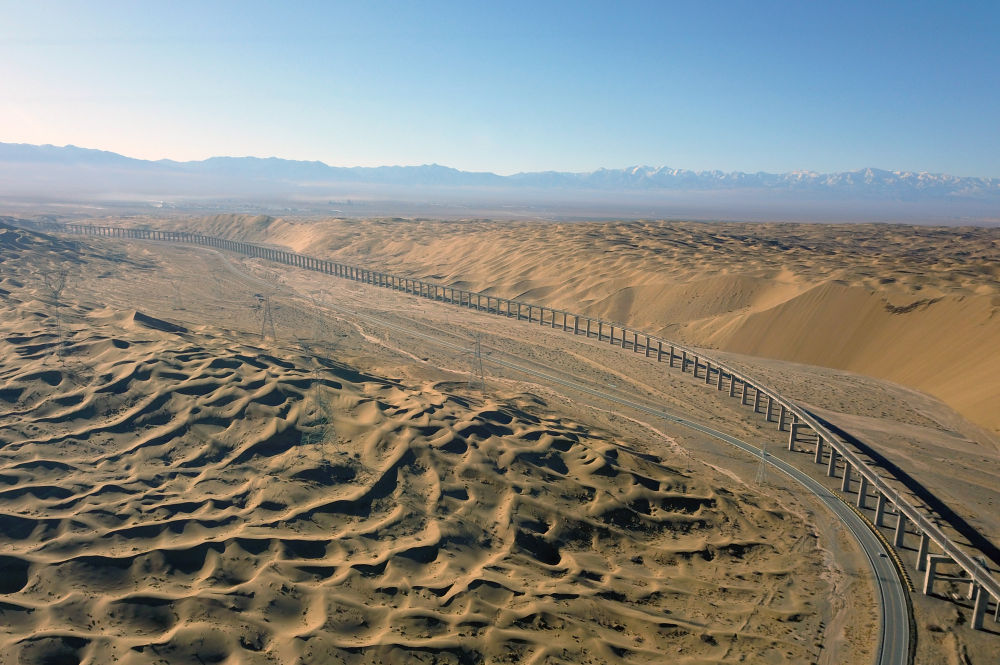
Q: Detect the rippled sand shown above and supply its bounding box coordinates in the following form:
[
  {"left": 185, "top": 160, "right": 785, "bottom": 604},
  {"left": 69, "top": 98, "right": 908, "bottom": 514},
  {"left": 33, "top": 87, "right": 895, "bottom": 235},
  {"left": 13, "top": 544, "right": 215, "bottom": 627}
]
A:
[{"left": 0, "top": 222, "right": 838, "bottom": 664}]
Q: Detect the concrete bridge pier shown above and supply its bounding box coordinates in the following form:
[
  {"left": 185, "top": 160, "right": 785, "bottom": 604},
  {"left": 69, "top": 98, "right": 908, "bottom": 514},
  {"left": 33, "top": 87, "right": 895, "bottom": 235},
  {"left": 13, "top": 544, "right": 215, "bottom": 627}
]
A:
[
  {"left": 729, "top": 377, "right": 737, "bottom": 397},
  {"left": 740, "top": 382, "right": 750, "bottom": 406},
  {"left": 827, "top": 447, "right": 838, "bottom": 477},
  {"left": 681, "top": 350, "right": 689, "bottom": 372},
  {"left": 971, "top": 585, "right": 990, "bottom": 630},
  {"left": 967, "top": 576, "right": 978, "bottom": 600},
  {"left": 788, "top": 423, "right": 800, "bottom": 451},
  {"left": 752, "top": 388, "right": 761, "bottom": 413},
  {"left": 778, "top": 404, "right": 787, "bottom": 431},
  {"left": 875, "top": 492, "right": 887, "bottom": 527},
  {"left": 841, "top": 462, "right": 852, "bottom": 492},
  {"left": 668, "top": 345, "right": 676, "bottom": 368},
  {"left": 894, "top": 513, "right": 908, "bottom": 548},
  {"left": 814, "top": 437, "right": 825, "bottom": 463},
  {"left": 923, "top": 554, "right": 951, "bottom": 595},
  {"left": 857, "top": 475, "right": 870, "bottom": 509},
  {"left": 658, "top": 341, "right": 665, "bottom": 362},
  {"left": 716, "top": 368, "right": 724, "bottom": 390},
  {"left": 916, "top": 532, "right": 931, "bottom": 571},
  {"left": 765, "top": 396, "right": 774, "bottom": 422}
]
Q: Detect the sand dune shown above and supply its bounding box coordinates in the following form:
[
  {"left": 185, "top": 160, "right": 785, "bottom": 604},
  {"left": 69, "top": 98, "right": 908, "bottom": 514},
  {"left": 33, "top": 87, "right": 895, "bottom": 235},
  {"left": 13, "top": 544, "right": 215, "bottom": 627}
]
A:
[
  {"left": 0, "top": 223, "right": 839, "bottom": 663},
  {"left": 165, "top": 215, "right": 1000, "bottom": 436}
]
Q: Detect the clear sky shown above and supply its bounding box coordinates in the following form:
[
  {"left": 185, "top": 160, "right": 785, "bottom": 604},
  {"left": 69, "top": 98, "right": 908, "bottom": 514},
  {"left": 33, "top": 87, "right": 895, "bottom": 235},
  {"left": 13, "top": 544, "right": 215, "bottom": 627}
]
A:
[{"left": 1, "top": 1, "right": 998, "bottom": 176}]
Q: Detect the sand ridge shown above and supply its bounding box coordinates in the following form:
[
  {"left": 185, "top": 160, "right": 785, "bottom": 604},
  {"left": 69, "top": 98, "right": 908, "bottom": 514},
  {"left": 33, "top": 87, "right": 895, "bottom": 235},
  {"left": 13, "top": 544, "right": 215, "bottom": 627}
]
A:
[
  {"left": 155, "top": 215, "right": 1000, "bottom": 436},
  {"left": 0, "top": 223, "right": 837, "bottom": 664}
]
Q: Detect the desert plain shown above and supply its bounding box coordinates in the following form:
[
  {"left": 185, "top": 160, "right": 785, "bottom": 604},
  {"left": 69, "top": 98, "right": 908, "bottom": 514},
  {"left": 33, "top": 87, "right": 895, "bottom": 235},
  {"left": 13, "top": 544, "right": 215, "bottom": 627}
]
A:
[{"left": 1, "top": 214, "right": 998, "bottom": 665}]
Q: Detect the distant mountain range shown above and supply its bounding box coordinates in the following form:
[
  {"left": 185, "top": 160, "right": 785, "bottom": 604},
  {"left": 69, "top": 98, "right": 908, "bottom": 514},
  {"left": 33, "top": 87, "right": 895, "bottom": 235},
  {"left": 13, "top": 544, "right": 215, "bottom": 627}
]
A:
[
  {"left": 1, "top": 141, "right": 998, "bottom": 222},
  {"left": 3, "top": 141, "right": 997, "bottom": 199}
]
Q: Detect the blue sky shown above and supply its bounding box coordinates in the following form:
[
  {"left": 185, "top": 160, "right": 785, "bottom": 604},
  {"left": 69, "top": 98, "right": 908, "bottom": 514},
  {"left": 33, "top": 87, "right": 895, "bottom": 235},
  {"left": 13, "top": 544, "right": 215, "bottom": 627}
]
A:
[{"left": 1, "top": 1, "right": 998, "bottom": 176}]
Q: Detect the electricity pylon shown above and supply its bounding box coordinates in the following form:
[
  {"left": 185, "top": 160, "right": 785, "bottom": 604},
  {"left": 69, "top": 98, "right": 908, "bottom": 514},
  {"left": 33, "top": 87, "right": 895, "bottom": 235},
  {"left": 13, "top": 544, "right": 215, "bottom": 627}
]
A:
[
  {"left": 255, "top": 294, "right": 277, "bottom": 341},
  {"left": 754, "top": 441, "right": 768, "bottom": 486},
  {"left": 468, "top": 334, "right": 486, "bottom": 391}
]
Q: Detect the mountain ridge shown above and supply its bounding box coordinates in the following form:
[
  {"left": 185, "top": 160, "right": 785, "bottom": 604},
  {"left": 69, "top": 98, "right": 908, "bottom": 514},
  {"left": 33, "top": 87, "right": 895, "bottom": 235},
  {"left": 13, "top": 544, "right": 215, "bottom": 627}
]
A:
[{"left": 2, "top": 141, "right": 997, "bottom": 199}]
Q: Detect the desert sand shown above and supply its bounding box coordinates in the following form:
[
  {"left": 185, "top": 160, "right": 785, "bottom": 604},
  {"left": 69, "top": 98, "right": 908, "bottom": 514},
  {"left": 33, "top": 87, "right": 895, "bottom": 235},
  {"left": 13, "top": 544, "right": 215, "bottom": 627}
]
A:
[
  {"left": 168, "top": 216, "right": 999, "bottom": 437},
  {"left": 0, "top": 222, "right": 868, "bottom": 664},
  {"left": 3, "top": 215, "right": 998, "bottom": 664}
]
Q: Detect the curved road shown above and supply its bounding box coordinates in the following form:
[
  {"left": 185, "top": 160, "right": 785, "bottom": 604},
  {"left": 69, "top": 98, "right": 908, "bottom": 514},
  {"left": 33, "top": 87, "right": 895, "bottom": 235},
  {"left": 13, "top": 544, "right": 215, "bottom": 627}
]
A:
[{"left": 208, "top": 246, "right": 911, "bottom": 665}]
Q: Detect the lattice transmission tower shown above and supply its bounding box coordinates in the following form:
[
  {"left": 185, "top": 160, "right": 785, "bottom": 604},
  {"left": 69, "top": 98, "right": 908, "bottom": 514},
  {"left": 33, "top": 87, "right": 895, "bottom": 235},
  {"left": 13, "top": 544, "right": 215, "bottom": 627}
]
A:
[
  {"left": 754, "top": 441, "right": 768, "bottom": 486},
  {"left": 255, "top": 294, "right": 277, "bottom": 341},
  {"left": 468, "top": 334, "right": 486, "bottom": 392}
]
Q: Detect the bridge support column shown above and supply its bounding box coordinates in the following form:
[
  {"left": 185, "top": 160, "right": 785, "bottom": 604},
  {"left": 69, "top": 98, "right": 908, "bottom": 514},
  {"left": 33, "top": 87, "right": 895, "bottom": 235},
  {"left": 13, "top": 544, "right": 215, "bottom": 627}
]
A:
[
  {"left": 765, "top": 396, "right": 774, "bottom": 421},
  {"left": 658, "top": 341, "right": 664, "bottom": 362},
  {"left": 827, "top": 447, "right": 838, "bottom": 477},
  {"left": 621, "top": 328, "right": 627, "bottom": 348},
  {"left": 894, "top": 513, "right": 907, "bottom": 548},
  {"left": 729, "top": 376, "right": 736, "bottom": 397},
  {"left": 841, "top": 462, "right": 852, "bottom": 492},
  {"left": 857, "top": 475, "right": 869, "bottom": 508},
  {"left": 875, "top": 492, "right": 887, "bottom": 527},
  {"left": 740, "top": 382, "right": 749, "bottom": 406},
  {"left": 972, "top": 585, "right": 989, "bottom": 630},
  {"left": 704, "top": 361, "right": 712, "bottom": 382},
  {"left": 586, "top": 319, "right": 591, "bottom": 337},
  {"left": 814, "top": 437, "right": 824, "bottom": 463},
  {"left": 788, "top": 423, "right": 799, "bottom": 451},
  {"left": 668, "top": 345, "right": 676, "bottom": 367},
  {"left": 753, "top": 388, "right": 761, "bottom": 413},
  {"left": 717, "top": 368, "right": 724, "bottom": 390},
  {"left": 574, "top": 316, "right": 579, "bottom": 334},
  {"left": 923, "top": 554, "right": 951, "bottom": 595},
  {"left": 916, "top": 532, "right": 931, "bottom": 571},
  {"left": 681, "top": 350, "right": 688, "bottom": 372}
]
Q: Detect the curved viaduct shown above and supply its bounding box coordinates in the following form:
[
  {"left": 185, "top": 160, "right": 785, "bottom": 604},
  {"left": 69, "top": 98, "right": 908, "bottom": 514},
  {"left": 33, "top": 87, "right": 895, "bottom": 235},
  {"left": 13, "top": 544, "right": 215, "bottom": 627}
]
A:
[{"left": 53, "top": 223, "right": 1000, "bottom": 652}]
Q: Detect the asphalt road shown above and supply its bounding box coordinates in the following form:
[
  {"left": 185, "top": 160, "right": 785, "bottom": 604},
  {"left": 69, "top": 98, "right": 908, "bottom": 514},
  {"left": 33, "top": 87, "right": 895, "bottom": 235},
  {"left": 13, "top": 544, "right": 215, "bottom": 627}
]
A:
[{"left": 206, "top": 246, "right": 911, "bottom": 665}]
